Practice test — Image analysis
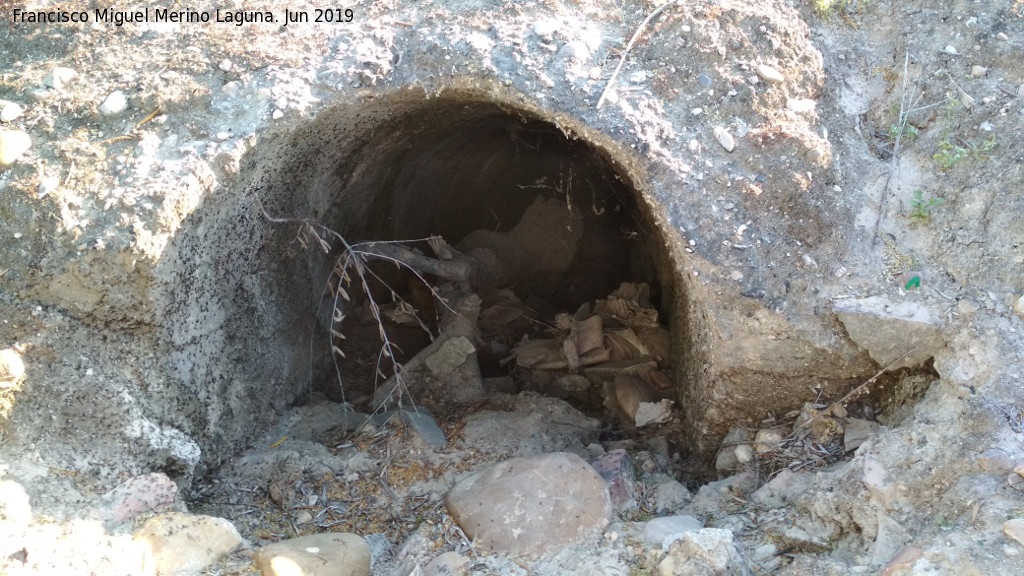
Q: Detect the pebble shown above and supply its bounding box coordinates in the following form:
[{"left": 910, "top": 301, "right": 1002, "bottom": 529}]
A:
[
  {"left": 755, "top": 64, "right": 785, "bottom": 83},
  {"left": 971, "top": 65, "right": 987, "bottom": 77},
  {"left": 977, "top": 448, "right": 1014, "bottom": 474},
  {"left": 221, "top": 81, "right": 240, "bottom": 97},
  {"left": 36, "top": 176, "right": 59, "bottom": 198},
  {"left": 697, "top": 73, "right": 712, "bottom": 87},
  {"left": 423, "top": 551, "right": 470, "bottom": 576},
  {"left": 219, "top": 58, "right": 233, "bottom": 72},
  {"left": 0, "top": 129, "right": 32, "bottom": 167},
  {"left": 254, "top": 533, "right": 370, "bottom": 576},
  {"left": 998, "top": 32, "right": 1009, "bottom": 41},
  {"left": 1003, "top": 519, "right": 1024, "bottom": 548},
  {"left": 43, "top": 67, "right": 77, "bottom": 90},
  {"left": 132, "top": 513, "right": 245, "bottom": 576},
  {"left": 533, "top": 20, "right": 558, "bottom": 40},
  {"left": 785, "top": 98, "right": 816, "bottom": 113},
  {"left": 98, "top": 90, "right": 127, "bottom": 116},
  {"left": 445, "top": 452, "right": 611, "bottom": 555},
  {"left": 843, "top": 417, "right": 880, "bottom": 452},
  {"left": 272, "top": 109, "right": 284, "bottom": 120},
  {"left": 882, "top": 546, "right": 923, "bottom": 576},
  {"left": 653, "top": 479, "right": 692, "bottom": 513},
  {"left": 216, "top": 131, "right": 231, "bottom": 141},
  {"left": 643, "top": 515, "right": 702, "bottom": 549},
  {"left": 943, "top": 45, "right": 958, "bottom": 55},
  {"left": 0, "top": 348, "right": 26, "bottom": 388},
  {"left": 629, "top": 70, "right": 648, "bottom": 83},
  {"left": 714, "top": 127, "right": 735, "bottom": 152},
  {"left": 0, "top": 101, "right": 23, "bottom": 122},
  {"left": 589, "top": 66, "right": 603, "bottom": 80}
]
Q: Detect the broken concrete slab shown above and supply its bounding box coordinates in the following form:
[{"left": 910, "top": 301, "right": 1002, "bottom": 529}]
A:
[{"left": 833, "top": 296, "right": 944, "bottom": 369}]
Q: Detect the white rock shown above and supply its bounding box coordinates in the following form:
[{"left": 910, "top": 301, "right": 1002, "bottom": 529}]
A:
[
  {"left": 0, "top": 348, "right": 26, "bottom": 388},
  {"left": 218, "top": 58, "right": 233, "bottom": 72},
  {"left": 221, "top": 81, "right": 240, "bottom": 97},
  {"left": 37, "top": 176, "right": 60, "bottom": 198},
  {"left": 43, "top": 67, "right": 77, "bottom": 89},
  {"left": 643, "top": 515, "right": 702, "bottom": 549},
  {"left": 216, "top": 131, "right": 230, "bottom": 141},
  {"left": 589, "top": 66, "right": 603, "bottom": 80},
  {"left": 755, "top": 64, "right": 784, "bottom": 83},
  {"left": 786, "top": 98, "right": 816, "bottom": 113},
  {"left": 629, "top": 70, "right": 648, "bottom": 83},
  {"left": 533, "top": 20, "right": 558, "bottom": 39},
  {"left": 0, "top": 129, "right": 32, "bottom": 167},
  {"left": 714, "top": 127, "right": 735, "bottom": 152},
  {"left": 0, "top": 101, "right": 24, "bottom": 122},
  {"left": 133, "top": 513, "right": 244, "bottom": 575},
  {"left": 971, "top": 65, "right": 988, "bottom": 77},
  {"left": 943, "top": 45, "right": 958, "bottom": 55},
  {"left": 99, "top": 90, "right": 128, "bottom": 116},
  {"left": 1013, "top": 295, "right": 1024, "bottom": 318},
  {"left": 272, "top": 109, "right": 284, "bottom": 120},
  {"left": 635, "top": 399, "right": 673, "bottom": 426}
]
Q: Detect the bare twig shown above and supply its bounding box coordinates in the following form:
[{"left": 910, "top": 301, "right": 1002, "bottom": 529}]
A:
[
  {"left": 797, "top": 347, "right": 920, "bottom": 430},
  {"left": 596, "top": 0, "right": 678, "bottom": 109},
  {"left": 872, "top": 49, "right": 911, "bottom": 246}
]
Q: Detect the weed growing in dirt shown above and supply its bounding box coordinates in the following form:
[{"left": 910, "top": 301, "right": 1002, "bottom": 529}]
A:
[
  {"left": 931, "top": 95, "right": 997, "bottom": 171},
  {"left": 908, "top": 189, "right": 943, "bottom": 225},
  {"left": 887, "top": 123, "right": 918, "bottom": 143}
]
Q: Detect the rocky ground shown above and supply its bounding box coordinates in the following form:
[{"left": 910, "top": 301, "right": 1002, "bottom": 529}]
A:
[{"left": 2, "top": 0, "right": 1024, "bottom": 575}]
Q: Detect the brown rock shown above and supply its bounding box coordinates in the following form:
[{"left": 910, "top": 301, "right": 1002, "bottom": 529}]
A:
[
  {"left": 1004, "top": 519, "right": 1024, "bottom": 548},
  {"left": 445, "top": 452, "right": 611, "bottom": 556},
  {"left": 133, "top": 513, "right": 245, "bottom": 575},
  {"left": 91, "top": 472, "right": 178, "bottom": 527},
  {"left": 253, "top": 533, "right": 370, "bottom": 576},
  {"left": 881, "top": 546, "right": 922, "bottom": 576}
]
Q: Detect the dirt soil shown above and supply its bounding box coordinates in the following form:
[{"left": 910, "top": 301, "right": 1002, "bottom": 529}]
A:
[{"left": 2, "top": 0, "right": 1024, "bottom": 575}]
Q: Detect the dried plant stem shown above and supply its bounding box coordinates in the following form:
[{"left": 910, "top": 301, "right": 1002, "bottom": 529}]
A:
[
  {"left": 797, "top": 346, "right": 920, "bottom": 430},
  {"left": 596, "top": 0, "right": 677, "bottom": 109}
]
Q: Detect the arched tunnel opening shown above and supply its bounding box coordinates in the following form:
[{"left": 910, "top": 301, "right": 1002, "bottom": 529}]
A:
[{"left": 299, "top": 97, "right": 679, "bottom": 438}]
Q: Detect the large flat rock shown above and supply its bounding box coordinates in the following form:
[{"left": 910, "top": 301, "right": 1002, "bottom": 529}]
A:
[
  {"left": 445, "top": 452, "right": 611, "bottom": 556},
  {"left": 833, "top": 297, "right": 944, "bottom": 369}
]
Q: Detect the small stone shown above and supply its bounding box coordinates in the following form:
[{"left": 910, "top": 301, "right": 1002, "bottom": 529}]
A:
[
  {"left": 977, "top": 448, "right": 1015, "bottom": 474},
  {"left": 589, "top": 449, "right": 639, "bottom": 513},
  {"left": 533, "top": 20, "right": 558, "bottom": 40},
  {"left": 882, "top": 546, "right": 923, "bottom": 576},
  {"left": 133, "top": 513, "right": 245, "bottom": 576},
  {"left": 681, "top": 25, "right": 691, "bottom": 33},
  {"left": 754, "top": 427, "right": 787, "bottom": 454},
  {"left": 445, "top": 452, "right": 611, "bottom": 556},
  {"left": 643, "top": 515, "right": 702, "bottom": 549},
  {"left": 0, "top": 101, "right": 24, "bottom": 122},
  {"left": 697, "top": 73, "right": 712, "bottom": 87},
  {"left": 254, "top": 533, "right": 370, "bottom": 576},
  {"left": 844, "top": 418, "right": 880, "bottom": 452},
  {"left": 786, "top": 98, "right": 816, "bottom": 113},
  {"left": 1003, "top": 519, "right": 1024, "bottom": 548},
  {"left": 589, "top": 66, "right": 603, "bottom": 80},
  {"left": 943, "top": 45, "right": 958, "bottom": 55},
  {"left": 218, "top": 58, "right": 233, "bottom": 72},
  {"left": 652, "top": 479, "right": 692, "bottom": 513},
  {"left": 751, "top": 468, "right": 809, "bottom": 508},
  {"left": 1013, "top": 295, "right": 1024, "bottom": 318},
  {"left": 1007, "top": 473, "right": 1024, "bottom": 492},
  {"left": 43, "top": 67, "right": 77, "bottom": 90},
  {"left": 425, "top": 336, "right": 476, "bottom": 375},
  {"left": 997, "top": 32, "right": 1009, "bottom": 41},
  {"left": 971, "top": 65, "right": 988, "bottom": 78},
  {"left": 0, "top": 129, "right": 32, "bottom": 168},
  {"left": 691, "top": 107, "right": 703, "bottom": 116},
  {"left": 272, "top": 109, "right": 284, "bottom": 120},
  {"left": 714, "top": 127, "right": 735, "bottom": 152},
  {"left": 635, "top": 399, "right": 673, "bottom": 426},
  {"left": 98, "top": 90, "right": 127, "bottom": 116},
  {"left": 424, "top": 551, "right": 470, "bottom": 576},
  {"left": 37, "top": 176, "right": 59, "bottom": 198},
  {"left": 216, "top": 131, "right": 230, "bottom": 141},
  {"left": 294, "top": 510, "right": 313, "bottom": 525},
  {"left": 629, "top": 70, "right": 647, "bottom": 83},
  {"left": 221, "top": 81, "right": 240, "bottom": 97},
  {"left": 1015, "top": 464, "right": 1024, "bottom": 477},
  {"left": 0, "top": 348, "right": 26, "bottom": 388},
  {"left": 755, "top": 64, "right": 785, "bottom": 83}
]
